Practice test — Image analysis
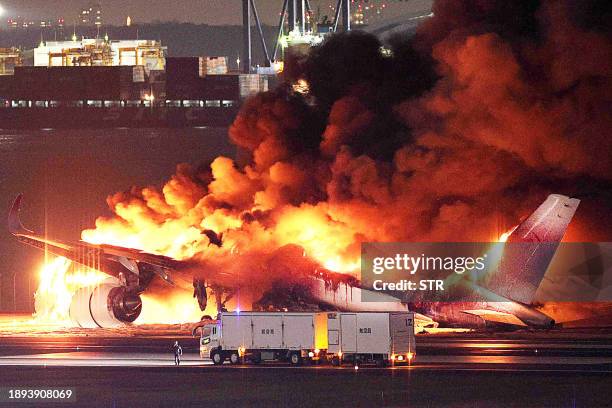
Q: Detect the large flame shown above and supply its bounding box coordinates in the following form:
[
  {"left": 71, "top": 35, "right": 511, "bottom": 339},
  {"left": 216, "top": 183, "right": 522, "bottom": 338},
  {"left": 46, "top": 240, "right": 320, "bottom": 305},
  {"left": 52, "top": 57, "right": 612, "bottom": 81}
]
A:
[
  {"left": 33, "top": 256, "right": 204, "bottom": 325},
  {"left": 139, "top": 293, "right": 206, "bottom": 324},
  {"left": 33, "top": 257, "right": 107, "bottom": 325}
]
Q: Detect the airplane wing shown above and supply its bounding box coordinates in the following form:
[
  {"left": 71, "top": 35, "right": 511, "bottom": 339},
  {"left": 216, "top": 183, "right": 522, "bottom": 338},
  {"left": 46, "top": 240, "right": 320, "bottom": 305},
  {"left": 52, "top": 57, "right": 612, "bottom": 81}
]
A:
[
  {"left": 461, "top": 309, "right": 528, "bottom": 327},
  {"left": 414, "top": 312, "right": 439, "bottom": 329},
  {"left": 9, "top": 195, "right": 253, "bottom": 326},
  {"left": 481, "top": 194, "right": 580, "bottom": 304},
  {"left": 9, "top": 194, "right": 179, "bottom": 287}
]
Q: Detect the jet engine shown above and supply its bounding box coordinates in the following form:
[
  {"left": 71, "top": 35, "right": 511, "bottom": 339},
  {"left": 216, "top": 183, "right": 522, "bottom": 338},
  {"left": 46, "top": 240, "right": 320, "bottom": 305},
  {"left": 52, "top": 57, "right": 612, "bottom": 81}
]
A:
[{"left": 69, "top": 283, "right": 142, "bottom": 328}]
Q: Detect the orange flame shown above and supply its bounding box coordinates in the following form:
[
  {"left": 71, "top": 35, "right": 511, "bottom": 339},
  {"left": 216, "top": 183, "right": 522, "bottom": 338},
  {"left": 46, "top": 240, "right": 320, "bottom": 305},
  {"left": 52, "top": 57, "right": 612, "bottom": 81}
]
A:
[
  {"left": 33, "top": 256, "right": 107, "bottom": 325},
  {"left": 34, "top": 256, "right": 205, "bottom": 326},
  {"left": 32, "top": 195, "right": 363, "bottom": 326},
  {"left": 139, "top": 293, "right": 206, "bottom": 324},
  {"left": 498, "top": 225, "right": 518, "bottom": 242}
]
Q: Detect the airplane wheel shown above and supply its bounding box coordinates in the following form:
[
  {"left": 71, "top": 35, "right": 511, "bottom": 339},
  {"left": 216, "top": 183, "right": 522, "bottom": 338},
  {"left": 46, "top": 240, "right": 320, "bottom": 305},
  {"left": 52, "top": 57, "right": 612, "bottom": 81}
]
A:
[
  {"left": 229, "top": 352, "right": 241, "bottom": 365},
  {"left": 289, "top": 352, "right": 302, "bottom": 366},
  {"left": 211, "top": 350, "right": 224, "bottom": 365}
]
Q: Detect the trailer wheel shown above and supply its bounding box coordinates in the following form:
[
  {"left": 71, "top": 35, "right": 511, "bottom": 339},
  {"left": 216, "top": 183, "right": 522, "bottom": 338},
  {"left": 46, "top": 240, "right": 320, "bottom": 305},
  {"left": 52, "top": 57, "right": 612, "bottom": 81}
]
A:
[
  {"left": 229, "top": 351, "right": 241, "bottom": 365},
  {"left": 211, "top": 350, "right": 224, "bottom": 365},
  {"left": 375, "top": 359, "right": 388, "bottom": 368},
  {"left": 289, "top": 352, "right": 302, "bottom": 366},
  {"left": 331, "top": 356, "right": 340, "bottom": 366},
  {"left": 249, "top": 352, "right": 261, "bottom": 365}
]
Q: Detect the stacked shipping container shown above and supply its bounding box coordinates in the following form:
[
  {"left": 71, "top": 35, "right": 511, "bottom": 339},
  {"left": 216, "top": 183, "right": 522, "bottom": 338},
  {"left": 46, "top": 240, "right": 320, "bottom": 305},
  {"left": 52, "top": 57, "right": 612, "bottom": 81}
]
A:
[{"left": 0, "top": 59, "right": 270, "bottom": 105}]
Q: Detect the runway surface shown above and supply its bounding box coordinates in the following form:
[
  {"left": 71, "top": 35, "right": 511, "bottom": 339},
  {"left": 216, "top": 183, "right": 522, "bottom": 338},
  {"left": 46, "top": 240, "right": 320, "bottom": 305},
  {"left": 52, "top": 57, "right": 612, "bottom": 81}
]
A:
[
  {"left": 0, "top": 361, "right": 610, "bottom": 407},
  {"left": 0, "top": 330, "right": 610, "bottom": 407}
]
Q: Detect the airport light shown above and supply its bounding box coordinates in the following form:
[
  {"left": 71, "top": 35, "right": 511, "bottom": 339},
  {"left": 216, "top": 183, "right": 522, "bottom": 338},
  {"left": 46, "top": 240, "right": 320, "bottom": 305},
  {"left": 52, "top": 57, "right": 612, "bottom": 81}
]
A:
[{"left": 0, "top": 4, "right": 5, "bottom": 17}]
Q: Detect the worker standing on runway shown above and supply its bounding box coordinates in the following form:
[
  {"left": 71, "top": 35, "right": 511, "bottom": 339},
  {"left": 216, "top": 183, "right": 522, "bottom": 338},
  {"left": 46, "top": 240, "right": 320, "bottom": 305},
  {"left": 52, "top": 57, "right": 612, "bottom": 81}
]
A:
[{"left": 173, "top": 341, "right": 183, "bottom": 366}]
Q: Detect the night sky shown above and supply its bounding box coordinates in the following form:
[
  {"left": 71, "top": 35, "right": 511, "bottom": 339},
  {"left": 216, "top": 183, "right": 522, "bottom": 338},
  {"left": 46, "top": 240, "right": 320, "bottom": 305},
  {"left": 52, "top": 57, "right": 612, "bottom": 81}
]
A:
[{"left": 0, "top": 0, "right": 433, "bottom": 26}]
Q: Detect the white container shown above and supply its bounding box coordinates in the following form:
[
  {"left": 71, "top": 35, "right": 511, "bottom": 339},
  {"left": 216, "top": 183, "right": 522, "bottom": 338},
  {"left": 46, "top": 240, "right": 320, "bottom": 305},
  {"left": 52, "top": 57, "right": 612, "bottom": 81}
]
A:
[
  {"left": 327, "top": 312, "right": 415, "bottom": 365},
  {"left": 201, "top": 312, "right": 328, "bottom": 365}
]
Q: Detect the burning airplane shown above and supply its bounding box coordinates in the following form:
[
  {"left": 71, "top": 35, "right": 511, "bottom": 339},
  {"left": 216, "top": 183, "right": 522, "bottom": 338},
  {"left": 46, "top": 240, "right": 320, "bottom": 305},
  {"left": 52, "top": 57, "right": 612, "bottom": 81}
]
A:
[{"left": 9, "top": 192, "right": 579, "bottom": 329}]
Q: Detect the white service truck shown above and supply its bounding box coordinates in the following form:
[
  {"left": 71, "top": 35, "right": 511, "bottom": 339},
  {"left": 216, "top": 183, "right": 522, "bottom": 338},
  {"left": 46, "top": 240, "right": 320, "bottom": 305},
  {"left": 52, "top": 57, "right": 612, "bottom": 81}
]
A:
[
  {"left": 200, "top": 311, "right": 416, "bottom": 366},
  {"left": 326, "top": 312, "right": 415, "bottom": 366},
  {"left": 200, "top": 312, "right": 328, "bottom": 365}
]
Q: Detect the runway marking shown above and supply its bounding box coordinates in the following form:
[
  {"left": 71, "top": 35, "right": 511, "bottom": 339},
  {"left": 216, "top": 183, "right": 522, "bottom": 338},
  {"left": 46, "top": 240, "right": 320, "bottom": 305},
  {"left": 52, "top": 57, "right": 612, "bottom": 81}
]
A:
[
  {"left": 0, "top": 361, "right": 609, "bottom": 374},
  {"left": 3, "top": 352, "right": 611, "bottom": 364},
  {"left": 0, "top": 353, "right": 610, "bottom": 373}
]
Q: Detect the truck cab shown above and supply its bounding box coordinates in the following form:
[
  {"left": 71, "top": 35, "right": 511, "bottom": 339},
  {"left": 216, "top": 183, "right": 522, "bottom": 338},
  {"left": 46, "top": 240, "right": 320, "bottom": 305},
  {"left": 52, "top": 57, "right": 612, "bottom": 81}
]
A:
[{"left": 199, "top": 322, "right": 220, "bottom": 359}]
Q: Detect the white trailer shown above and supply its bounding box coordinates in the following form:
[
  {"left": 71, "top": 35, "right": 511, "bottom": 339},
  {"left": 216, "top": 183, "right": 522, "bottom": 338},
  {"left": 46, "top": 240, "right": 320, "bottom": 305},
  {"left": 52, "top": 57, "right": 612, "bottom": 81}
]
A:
[
  {"left": 326, "top": 312, "right": 416, "bottom": 366},
  {"left": 200, "top": 312, "right": 328, "bottom": 365}
]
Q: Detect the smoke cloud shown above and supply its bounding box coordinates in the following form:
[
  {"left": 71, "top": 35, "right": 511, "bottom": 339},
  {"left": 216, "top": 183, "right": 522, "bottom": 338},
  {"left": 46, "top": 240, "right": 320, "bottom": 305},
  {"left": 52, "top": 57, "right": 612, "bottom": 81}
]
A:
[{"left": 81, "top": 0, "right": 612, "bottom": 309}]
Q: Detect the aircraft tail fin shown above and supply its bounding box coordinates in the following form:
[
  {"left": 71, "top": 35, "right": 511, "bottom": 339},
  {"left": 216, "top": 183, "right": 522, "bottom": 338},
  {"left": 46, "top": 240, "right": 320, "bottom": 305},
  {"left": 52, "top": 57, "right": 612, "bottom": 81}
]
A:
[
  {"left": 484, "top": 194, "right": 580, "bottom": 304},
  {"left": 507, "top": 194, "right": 580, "bottom": 243},
  {"left": 8, "top": 194, "right": 34, "bottom": 236}
]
